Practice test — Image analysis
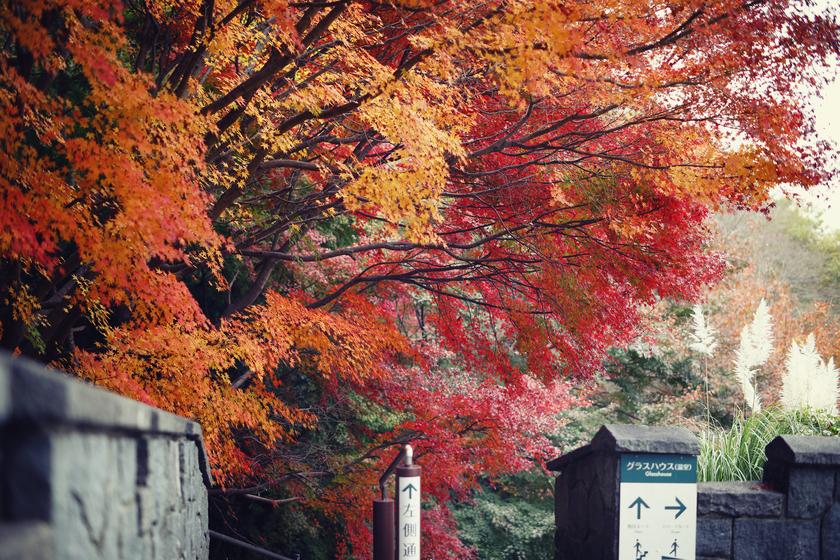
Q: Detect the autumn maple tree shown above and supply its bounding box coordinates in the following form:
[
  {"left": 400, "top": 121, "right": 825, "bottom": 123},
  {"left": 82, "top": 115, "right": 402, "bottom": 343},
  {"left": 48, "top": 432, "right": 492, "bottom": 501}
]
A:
[{"left": 0, "top": 0, "right": 837, "bottom": 556}]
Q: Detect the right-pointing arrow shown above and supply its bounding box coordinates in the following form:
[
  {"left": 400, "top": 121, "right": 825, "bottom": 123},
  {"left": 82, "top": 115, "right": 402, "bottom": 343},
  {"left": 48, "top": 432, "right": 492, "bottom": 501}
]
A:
[{"left": 664, "top": 497, "right": 687, "bottom": 519}]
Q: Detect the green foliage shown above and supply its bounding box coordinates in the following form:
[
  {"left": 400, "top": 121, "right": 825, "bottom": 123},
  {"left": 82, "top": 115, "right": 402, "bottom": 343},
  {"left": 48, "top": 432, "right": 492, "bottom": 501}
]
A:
[
  {"left": 347, "top": 391, "right": 408, "bottom": 432},
  {"left": 812, "top": 230, "right": 840, "bottom": 289},
  {"left": 699, "top": 407, "right": 840, "bottom": 482},
  {"left": 601, "top": 349, "right": 700, "bottom": 422},
  {"left": 775, "top": 201, "right": 840, "bottom": 296},
  {"left": 774, "top": 200, "right": 821, "bottom": 245},
  {"left": 454, "top": 471, "right": 554, "bottom": 560},
  {"left": 316, "top": 214, "right": 359, "bottom": 250},
  {"left": 554, "top": 348, "right": 716, "bottom": 453},
  {"left": 210, "top": 500, "right": 339, "bottom": 560}
]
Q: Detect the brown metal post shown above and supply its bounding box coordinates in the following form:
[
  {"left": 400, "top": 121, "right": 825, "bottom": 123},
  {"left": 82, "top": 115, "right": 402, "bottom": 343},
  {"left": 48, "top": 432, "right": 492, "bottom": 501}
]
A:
[
  {"left": 373, "top": 498, "right": 395, "bottom": 560},
  {"left": 374, "top": 446, "right": 406, "bottom": 560}
]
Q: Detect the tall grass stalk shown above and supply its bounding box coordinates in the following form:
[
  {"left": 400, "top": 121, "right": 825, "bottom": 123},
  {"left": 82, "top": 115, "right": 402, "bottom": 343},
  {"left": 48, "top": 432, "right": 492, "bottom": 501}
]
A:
[{"left": 688, "top": 304, "right": 717, "bottom": 428}]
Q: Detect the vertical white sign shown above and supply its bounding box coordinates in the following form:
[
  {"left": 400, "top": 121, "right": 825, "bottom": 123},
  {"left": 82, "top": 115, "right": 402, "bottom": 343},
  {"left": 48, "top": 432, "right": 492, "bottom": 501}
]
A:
[
  {"left": 397, "top": 476, "right": 421, "bottom": 560},
  {"left": 618, "top": 454, "right": 697, "bottom": 560}
]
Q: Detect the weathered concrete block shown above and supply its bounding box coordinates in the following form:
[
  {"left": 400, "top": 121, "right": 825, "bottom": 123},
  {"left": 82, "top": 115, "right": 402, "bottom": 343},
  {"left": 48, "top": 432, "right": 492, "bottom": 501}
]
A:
[
  {"left": 49, "top": 431, "right": 143, "bottom": 560},
  {"left": 698, "top": 482, "right": 783, "bottom": 518},
  {"left": 554, "top": 452, "right": 618, "bottom": 560},
  {"left": 822, "top": 503, "right": 840, "bottom": 560},
  {"left": 0, "top": 353, "right": 11, "bottom": 423},
  {"left": 591, "top": 423, "right": 700, "bottom": 455},
  {"left": 764, "top": 434, "right": 840, "bottom": 496},
  {"left": 761, "top": 460, "right": 789, "bottom": 493},
  {"left": 765, "top": 435, "right": 840, "bottom": 467},
  {"left": 697, "top": 517, "right": 732, "bottom": 558},
  {"left": 0, "top": 521, "right": 54, "bottom": 560},
  {"left": 554, "top": 474, "right": 568, "bottom": 530},
  {"left": 0, "top": 352, "right": 210, "bottom": 560},
  {"left": 733, "top": 518, "right": 819, "bottom": 560},
  {"left": 835, "top": 471, "right": 840, "bottom": 502},
  {"left": 786, "top": 467, "right": 835, "bottom": 518},
  {"left": 3, "top": 426, "right": 52, "bottom": 521}
]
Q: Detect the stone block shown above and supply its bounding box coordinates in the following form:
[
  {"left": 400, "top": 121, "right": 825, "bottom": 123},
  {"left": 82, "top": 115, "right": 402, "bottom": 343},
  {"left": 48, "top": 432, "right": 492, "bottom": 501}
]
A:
[
  {"left": 115, "top": 437, "right": 138, "bottom": 503},
  {"left": 137, "top": 486, "right": 155, "bottom": 536},
  {"left": 733, "top": 518, "right": 819, "bottom": 560},
  {"left": 697, "top": 517, "right": 732, "bottom": 558},
  {"left": 556, "top": 453, "right": 617, "bottom": 560},
  {"left": 567, "top": 473, "right": 590, "bottom": 537},
  {"left": 786, "top": 467, "right": 835, "bottom": 518},
  {"left": 548, "top": 424, "right": 699, "bottom": 471},
  {"left": 555, "top": 474, "right": 568, "bottom": 528},
  {"left": 0, "top": 521, "right": 54, "bottom": 560},
  {"left": 823, "top": 503, "right": 840, "bottom": 560},
  {"left": 836, "top": 471, "right": 840, "bottom": 502},
  {"left": 0, "top": 353, "right": 11, "bottom": 422},
  {"left": 765, "top": 434, "right": 840, "bottom": 467},
  {"left": 5, "top": 352, "right": 203, "bottom": 440},
  {"left": 761, "top": 459, "right": 789, "bottom": 492},
  {"left": 8, "top": 358, "right": 70, "bottom": 424},
  {"left": 0, "top": 352, "right": 210, "bottom": 560},
  {"left": 698, "top": 482, "right": 783, "bottom": 518},
  {"left": 591, "top": 423, "right": 701, "bottom": 455},
  {"left": 4, "top": 426, "right": 52, "bottom": 521},
  {"left": 194, "top": 435, "right": 214, "bottom": 486},
  {"left": 49, "top": 431, "right": 135, "bottom": 560}
]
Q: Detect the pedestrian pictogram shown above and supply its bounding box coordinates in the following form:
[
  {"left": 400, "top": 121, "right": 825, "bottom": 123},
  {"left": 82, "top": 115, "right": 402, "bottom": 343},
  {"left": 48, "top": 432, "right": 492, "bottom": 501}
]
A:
[
  {"left": 633, "top": 539, "right": 648, "bottom": 559},
  {"left": 658, "top": 536, "right": 687, "bottom": 559}
]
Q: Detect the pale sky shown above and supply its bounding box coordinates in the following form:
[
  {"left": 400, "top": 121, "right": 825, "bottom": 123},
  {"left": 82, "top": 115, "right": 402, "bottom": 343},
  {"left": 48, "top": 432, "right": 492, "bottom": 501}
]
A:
[
  {"left": 793, "top": 61, "right": 840, "bottom": 232},
  {"left": 789, "top": 3, "right": 840, "bottom": 233}
]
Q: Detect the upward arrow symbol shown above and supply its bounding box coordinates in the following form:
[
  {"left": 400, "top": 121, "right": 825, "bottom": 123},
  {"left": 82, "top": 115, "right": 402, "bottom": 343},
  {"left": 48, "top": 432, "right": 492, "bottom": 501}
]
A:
[
  {"left": 628, "top": 497, "right": 649, "bottom": 520},
  {"left": 402, "top": 483, "right": 418, "bottom": 500}
]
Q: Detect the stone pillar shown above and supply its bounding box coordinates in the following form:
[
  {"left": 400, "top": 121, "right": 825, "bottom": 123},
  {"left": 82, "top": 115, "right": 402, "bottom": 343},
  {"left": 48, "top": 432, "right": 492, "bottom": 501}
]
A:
[
  {"left": 0, "top": 352, "right": 211, "bottom": 560},
  {"left": 762, "top": 434, "right": 840, "bottom": 560},
  {"left": 548, "top": 424, "right": 700, "bottom": 560}
]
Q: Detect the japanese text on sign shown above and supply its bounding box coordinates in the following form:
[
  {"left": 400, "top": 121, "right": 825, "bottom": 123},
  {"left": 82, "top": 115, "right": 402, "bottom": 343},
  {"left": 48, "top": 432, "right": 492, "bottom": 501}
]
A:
[{"left": 398, "top": 476, "right": 420, "bottom": 560}]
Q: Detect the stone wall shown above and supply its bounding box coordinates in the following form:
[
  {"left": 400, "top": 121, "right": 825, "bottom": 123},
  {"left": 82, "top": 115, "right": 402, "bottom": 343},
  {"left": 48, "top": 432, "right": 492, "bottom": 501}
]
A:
[
  {"left": 697, "top": 435, "right": 840, "bottom": 560},
  {"left": 0, "top": 352, "right": 211, "bottom": 560},
  {"left": 550, "top": 424, "right": 840, "bottom": 560}
]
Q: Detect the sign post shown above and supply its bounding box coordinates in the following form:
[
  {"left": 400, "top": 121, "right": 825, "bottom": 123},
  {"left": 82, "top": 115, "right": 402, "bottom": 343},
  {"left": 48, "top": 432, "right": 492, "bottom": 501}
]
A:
[
  {"left": 395, "top": 446, "right": 421, "bottom": 560},
  {"left": 373, "top": 444, "right": 420, "bottom": 560},
  {"left": 373, "top": 497, "right": 394, "bottom": 560},
  {"left": 618, "top": 453, "right": 697, "bottom": 560}
]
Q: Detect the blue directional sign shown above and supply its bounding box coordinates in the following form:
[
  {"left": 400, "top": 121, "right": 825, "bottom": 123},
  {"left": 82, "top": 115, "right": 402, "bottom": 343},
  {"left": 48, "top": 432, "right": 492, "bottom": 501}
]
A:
[{"left": 618, "top": 454, "right": 697, "bottom": 560}]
